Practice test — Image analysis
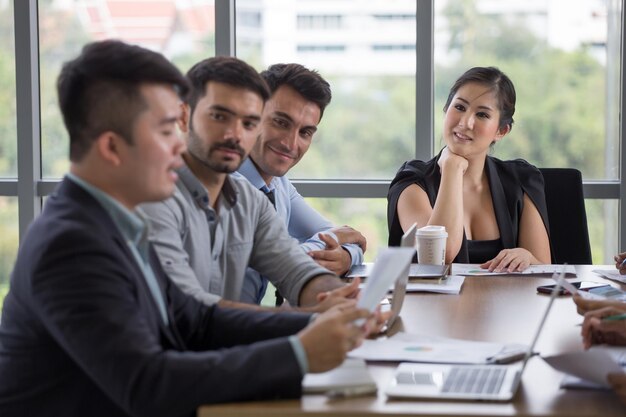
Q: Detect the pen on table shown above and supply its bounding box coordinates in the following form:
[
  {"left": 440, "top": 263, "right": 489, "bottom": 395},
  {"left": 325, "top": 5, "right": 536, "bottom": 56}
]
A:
[
  {"left": 487, "top": 350, "right": 529, "bottom": 364},
  {"left": 325, "top": 385, "right": 378, "bottom": 400},
  {"left": 602, "top": 313, "right": 626, "bottom": 322}
]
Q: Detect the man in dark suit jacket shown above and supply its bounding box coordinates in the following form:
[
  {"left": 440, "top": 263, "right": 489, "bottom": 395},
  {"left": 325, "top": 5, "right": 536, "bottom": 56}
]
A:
[{"left": 0, "top": 40, "right": 370, "bottom": 417}]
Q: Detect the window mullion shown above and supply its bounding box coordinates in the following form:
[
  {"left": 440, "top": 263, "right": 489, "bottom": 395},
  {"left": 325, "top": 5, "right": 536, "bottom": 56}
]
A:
[
  {"left": 415, "top": 0, "right": 434, "bottom": 160},
  {"left": 14, "top": 0, "right": 42, "bottom": 241}
]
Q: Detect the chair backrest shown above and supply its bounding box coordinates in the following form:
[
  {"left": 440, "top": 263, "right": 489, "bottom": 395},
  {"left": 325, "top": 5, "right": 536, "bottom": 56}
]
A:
[{"left": 539, "top": 168, "right": 592, "bottom": 264}]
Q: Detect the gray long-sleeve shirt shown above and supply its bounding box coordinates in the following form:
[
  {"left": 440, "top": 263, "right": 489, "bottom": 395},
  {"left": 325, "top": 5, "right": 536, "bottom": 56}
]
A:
[
  {"left": 139, "top": 164, "right": 331, "bottom": 306},
  {"left": 235, "top": 159, "right": 364, "bottom": 303}
]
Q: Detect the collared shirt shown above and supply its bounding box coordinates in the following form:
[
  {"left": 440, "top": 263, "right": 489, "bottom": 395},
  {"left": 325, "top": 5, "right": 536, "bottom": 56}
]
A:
[
  {"left": 235, "top": 159, "right": 364, "bottom": 303},
  {"left": 66, "top": 173, "right": 169, "bottom": 325},
  {"left": 139, "top": 163, "right": 330, "bottom": 307}
]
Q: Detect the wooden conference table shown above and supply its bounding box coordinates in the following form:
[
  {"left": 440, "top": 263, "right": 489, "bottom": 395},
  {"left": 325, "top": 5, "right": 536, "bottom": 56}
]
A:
[{"left": 198, "top": 265, "right": 626, "bottom": 417}]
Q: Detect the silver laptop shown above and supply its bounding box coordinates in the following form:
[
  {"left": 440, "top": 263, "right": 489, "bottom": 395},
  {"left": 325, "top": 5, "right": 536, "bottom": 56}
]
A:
[
  {"left": 383, "top": 223, "right": 417, "bottom": 330},
  {"left": 385, "top": 268, "right": 564, "bottom": 401}
]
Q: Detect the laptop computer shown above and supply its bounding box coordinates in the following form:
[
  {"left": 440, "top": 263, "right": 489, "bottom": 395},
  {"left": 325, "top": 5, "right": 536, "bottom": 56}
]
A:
[
  {"left": 377, "top": 223, "right": 450, "bottom": 332},
  {"left": 347, "top": 223, "right": 448, "bottom": 279},
  {"left": 384, "top": 268, "right": 564, "bottom": 401},
  {"left": 383, "top": 223, "right": 417, "bottom": 330},
  {"left": 348, "top": 263, "right": 448, "bottom": 279}
]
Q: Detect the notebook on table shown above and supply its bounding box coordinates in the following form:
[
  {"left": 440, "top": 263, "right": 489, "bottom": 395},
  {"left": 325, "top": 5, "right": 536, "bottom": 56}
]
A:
[
  {"left": 384, "top": 267, "right": 564, "bottom": 401},
  {"left": 347, "top": 263, "right": 449, "bottom": 280}
]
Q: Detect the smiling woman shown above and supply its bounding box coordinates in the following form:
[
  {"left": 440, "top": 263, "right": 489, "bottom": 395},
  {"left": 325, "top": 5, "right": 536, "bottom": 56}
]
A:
[{"left": 388, "top": 67, "right": 552, "bottom": 272}]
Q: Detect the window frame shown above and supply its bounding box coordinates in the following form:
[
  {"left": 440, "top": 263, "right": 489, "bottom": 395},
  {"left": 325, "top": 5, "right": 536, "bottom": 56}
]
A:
[{"left": 7, "top": 0, "right": 626, "bottom": 253}]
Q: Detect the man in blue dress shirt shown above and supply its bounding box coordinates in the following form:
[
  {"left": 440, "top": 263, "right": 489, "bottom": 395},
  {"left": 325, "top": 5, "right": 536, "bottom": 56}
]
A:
[
  {"left": 237, "top": 63, "right": 367, "bottom": 304},
  {"left": 140, "top": 56, "right": 363, "bottom": 311}
]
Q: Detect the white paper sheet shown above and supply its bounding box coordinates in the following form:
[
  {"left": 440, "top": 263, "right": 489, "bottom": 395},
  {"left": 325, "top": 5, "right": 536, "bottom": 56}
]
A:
[
  {"left": 348, "top": 332, "right": 526, "bottom": 364},
  {"left": 593, "top": 269, "right": 626, "bottom": 284},
  {"left": 557, "top": 347, "right": 626, "bottom": 389},
  {"left": 302, "top": 358, "right": 376, "bottom": 393},
  {"left": 355, "top": 248, "right": 414, "bottom": 325},
  {"left": 560, "top": 374, "right": 610, "bottom": 390},
  {"left": 358, "top": 275, "right": 465, "bottom": 295},
  {"left": 542, "top": 347, "right": 624, "bottom": 388},
  {"left": 452, "top": 264, "right": 577, "bottom": 277},
  {"left": 348, "top": 263, "right": 447, "bottom": 279},
  {"left": 405, "top": 275, "right": 465, "bottom": 294}
]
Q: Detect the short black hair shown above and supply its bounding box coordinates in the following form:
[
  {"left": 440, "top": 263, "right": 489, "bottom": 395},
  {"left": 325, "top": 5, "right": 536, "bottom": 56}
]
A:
[
  {"left": 57, "top": 40, "right": 189, "bottom": 162},
  {"left": 185, "top": 56, "right": 270, "bottom": 113},
  {"left": 261, "top": 63, "right": 332, "bottom": 119},
  {"left": 443, "top": 66, "right": 516, "bottom": 132}
]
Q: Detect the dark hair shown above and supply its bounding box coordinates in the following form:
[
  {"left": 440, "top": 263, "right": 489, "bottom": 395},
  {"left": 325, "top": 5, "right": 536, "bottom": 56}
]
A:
[
  {"left": 261, "top": 63, "right": 332, "bottom": 119},
  {"left": 443, "top": 66, "right": 516, "bottom": 132},
  {"left": 57, "top": 40, "right": 189, "bottom": 162},
  {"left": 185, "top": 56, "right": 270, "bottom": 113}
]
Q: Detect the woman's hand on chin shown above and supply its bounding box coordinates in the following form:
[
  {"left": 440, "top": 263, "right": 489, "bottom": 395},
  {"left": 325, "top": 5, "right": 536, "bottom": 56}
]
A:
[{"left": 438, "top": 146, "right": 469, "bottom": 174}]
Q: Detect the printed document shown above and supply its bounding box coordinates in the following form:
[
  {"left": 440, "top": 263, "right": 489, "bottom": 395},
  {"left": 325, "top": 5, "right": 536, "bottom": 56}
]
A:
[
  {"left": 543, "top": 347, "right": 625, "bottom": 388},
  {"left": 302, "top": 358, "right": 376, "bottom": 393},
  {"left": 453, "top": 264, "right": 577, "bottom": 277},
  {"left": 592, "top": 269, "right": 626, "bottom": 284},
  {"left": 358, "top": 275, "right": 465, "bottom": 295},
  {"left": 348, "top": 332, "right": 526, "bottom": 364}
]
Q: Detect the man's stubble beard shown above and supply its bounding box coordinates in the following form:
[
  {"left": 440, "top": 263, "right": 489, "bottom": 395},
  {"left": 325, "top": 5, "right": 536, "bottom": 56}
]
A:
[{"left": 187, "top": 129, "right": 247, "bottom": 174}]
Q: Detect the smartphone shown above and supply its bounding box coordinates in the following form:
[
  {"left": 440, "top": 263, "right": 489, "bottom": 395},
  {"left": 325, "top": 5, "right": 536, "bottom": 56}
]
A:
[
  {"left": 536, "top": 281, "right": 611, "bottom": 295},
  {"left": 586, "top": 285, "right": 626, "bottom": 301}
]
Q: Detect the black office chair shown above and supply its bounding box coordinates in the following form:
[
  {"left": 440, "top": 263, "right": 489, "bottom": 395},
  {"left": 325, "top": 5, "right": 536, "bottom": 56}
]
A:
[{"left": 539, "top": 168, "right": 592, "bottom": 264}]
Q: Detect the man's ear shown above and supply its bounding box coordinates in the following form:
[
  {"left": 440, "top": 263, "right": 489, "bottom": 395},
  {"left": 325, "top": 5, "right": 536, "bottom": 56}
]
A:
[
  {"left": 178, "top": 102, "right": 191, "bottom": 133},
  {"left": 94, "top": 131, "right": 125, "bottom": 166},
  {"left": 493, "top": 124, "right": 511, "bottom": 143}
]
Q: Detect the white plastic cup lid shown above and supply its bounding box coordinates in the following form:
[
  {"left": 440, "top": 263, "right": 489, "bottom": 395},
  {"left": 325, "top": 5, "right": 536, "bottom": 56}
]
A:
[{"left": 416, "top": 225, "right": 448, "bottom": 238}]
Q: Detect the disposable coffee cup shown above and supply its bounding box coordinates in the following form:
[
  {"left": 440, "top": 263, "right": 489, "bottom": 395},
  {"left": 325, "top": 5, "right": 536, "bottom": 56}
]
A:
[{"left": 415, "top": 225, "right": 448, "bottom": 265}]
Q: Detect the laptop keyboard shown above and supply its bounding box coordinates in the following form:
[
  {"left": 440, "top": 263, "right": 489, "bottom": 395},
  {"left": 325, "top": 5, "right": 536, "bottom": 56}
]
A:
[{"left": 442, "top": 366, "right": 507, "bottom": 395}]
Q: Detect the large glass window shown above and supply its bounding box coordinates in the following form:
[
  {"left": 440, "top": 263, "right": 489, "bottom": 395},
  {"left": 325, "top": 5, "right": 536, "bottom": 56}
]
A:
[
  {"left": 0, "top": 197, "right": 18, "bottom": 313},
  {"left": 236, "top": 0, "right": 417, "bottom": 180},
  {"left": 434, "top": 0, "right": 620, "bottom": 181},
  {"left": 305, "top": 198, "right": 388, "bottom": 262},
  {"left": 434, "top": 0, "right": 621, "bottom": 262},
  {"left": 2, "top": 1, "right": 622, "bottom": 316},
  {"left": 259, "top": 197, "right": 387, "bottom": 307},
  {"left": 236, "top": 0, "right": 622, "bottom": 263},
  {"left": 39, "top": 0, "right": 216, "bottom": 178},
  {"left": 586, "top": 199, "right": 618, "bottom": 263},
  {"left": 0, "top": 1, "right": 16, "bottom": 177},
  {"left": 0, "top": 1, "right": 17, "bottom": 313}
]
